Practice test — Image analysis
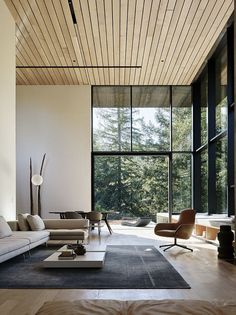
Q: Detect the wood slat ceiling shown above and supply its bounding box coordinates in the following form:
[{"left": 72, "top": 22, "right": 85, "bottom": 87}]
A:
[{"left": 5, "top": 0, "right": 234, "bottom": 86}]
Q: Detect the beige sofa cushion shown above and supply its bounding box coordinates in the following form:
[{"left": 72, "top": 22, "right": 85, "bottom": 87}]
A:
[
  {"left": 43, "top": 219, "right": 89, "bottom": 230},
  {"left": 0, "top": 237, "right": 29, "bottom": 256},
  {"left": 11, "top": 230, "right": 50, "bottom": 243},
  {"left": 0, "top": 216, "right": 13, "bottom": 238},
  {"left": 27, "top": 215, "right": 45, "bottom": 231},
  {"left": 18, "top": 213, "right": 30, "bottom": 231},
  {"left": 48, "top": 229, "right": 88, "bottom": 240}
]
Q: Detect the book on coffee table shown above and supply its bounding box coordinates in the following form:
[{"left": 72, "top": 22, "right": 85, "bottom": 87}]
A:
[{"left": 58, "top": 251, "right": 76, "bottom": 260}]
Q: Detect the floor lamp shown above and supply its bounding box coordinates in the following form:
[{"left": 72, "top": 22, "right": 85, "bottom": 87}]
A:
[
  {"left": 30, "top": 153, "right": 46, "bottom": 216},
  {"left": 31, "top": 174, "right": 43, "bottom": 216}
]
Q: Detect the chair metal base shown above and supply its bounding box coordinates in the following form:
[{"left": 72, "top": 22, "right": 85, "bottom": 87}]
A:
[{"left": 159, "top": 239, "right": 193, "bottom": 252}]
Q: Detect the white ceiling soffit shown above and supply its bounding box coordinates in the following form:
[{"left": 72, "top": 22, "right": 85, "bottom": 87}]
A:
[{"left": 5, "top": 0, "right": 234, "bottom": 85}]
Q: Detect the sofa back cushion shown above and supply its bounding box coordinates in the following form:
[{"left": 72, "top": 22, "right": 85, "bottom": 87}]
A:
[
  {"left": 18, "top": 213, "right": 30, "bottom": 231},
  {"left": 0, "top": 216, "right": 13, "bottom": 238},
  {"left": 27, "top": 215, "right": 45, "bottom": 231}
]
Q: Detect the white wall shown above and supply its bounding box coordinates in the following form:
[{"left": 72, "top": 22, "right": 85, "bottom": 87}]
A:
[
  {"left": 16, "top": 86, "right": 91, "bottom": 218},
  {"left": 0, "top": 1, "right": 16, "bottom": 220}
]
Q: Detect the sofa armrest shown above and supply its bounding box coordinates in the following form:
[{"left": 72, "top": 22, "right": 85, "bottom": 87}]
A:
[
  {"left": 43, "top": 219, "right": 89, "bottom": 230},
  {"left": 7, "top": 220, "right": 20, "bottom": 231}
]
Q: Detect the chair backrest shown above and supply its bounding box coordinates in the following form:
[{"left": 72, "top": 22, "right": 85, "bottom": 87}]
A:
[
  {"left": 178, "top": 208, "right": 195, "bottom": 225},
  {"left": 86, "top": 211, "right": 103, "bottom": 222},
  {"left": 64, "top": 211, "right": 82, "bottom": 219}
]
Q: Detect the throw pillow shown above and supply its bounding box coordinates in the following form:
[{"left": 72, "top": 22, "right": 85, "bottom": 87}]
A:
[
  {"left": 18, "top": 213, "right": 30, "bottom": 231},
  {"left": 0, "top": 216, "right": 13, "bottom": 238},
  {"left": 27, "top": 215, "right": 45, "bottom": 231}
]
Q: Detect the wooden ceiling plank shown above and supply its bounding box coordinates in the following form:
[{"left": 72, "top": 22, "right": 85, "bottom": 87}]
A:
[
  {"left": 15, "top": 29, "right": 55, "bottom": 85},
  {"left": 159, "top": 0, "right": 199, "bottom": 85},
  {"left": 79, "top": 0, "right": 100, "bottom": 84},
  {"left": 138, "top": 0, "right": 162, "bottom": 85},
  {"left": 181, "top": 1, "right": 233, "bottom": 84},
  {"left": 104, "top": 0, "right": 114, "bottom": 84},
  {"left": 141, "top": 0, "right": 168, "bottom": 85},
  {"left": 150, "top": 0, "right": 182, "bottom": 85},
  {"left": 112, "top": 0, "right": 120, "bottom": 85},
  {"left": 153, "top": 0, "right": 188, "bottom": 85},
  {"left": 60, "top": 0, "right": 88, "bottom": 84},
  {"left": 49, "top": 0, "right": 78, "bottom": 85},
  {"left": 148, "top": 8, "right": 175, "bottom": 84},
  {"left": 162, "top": 0, "right": 208, "bottom": 84},
  {"left": 51, "top": 0, "right": 81, "bottom": 84},
  {"left": 169, "top": 0, "right": 220, "bottom": 84},
  {"left": 28, "top": 0, "right": 69, "bottom": 84},
  {"left": 96, "top": 0, "right": 110, "bottom": 84},
  {"left": 16, "top": 0, "right": 65, "bottom": 84},
  {"left": 36, "top": 0, "right": 74, "bottom": 85},
  {"left": 16, "top": 71, "right": 28, "bottom": 85},
  {"left": 88, "top": 0, "right": 105, "bottom": 85},
  {"left": 16, "top": 60, "right": 31, "bottom": 85},
  {"left": 124, "top": 0, "right": 136, "bottom": 85},
  {"left": 7, "top": 0, "right": 53, "bottom": 71},
  {"left": 129, "top": 0, "right": 144, "bottom": 85},
  {"left": 133, "top": 0, "right": 153, "bottom": 84},
  {"left": 16, "top": 46, "right": 50, "bottom": 84},
  {"left": 173, "top": 0, "right": 229, "bottom": 84},
  {"left": 73, "top": 0, "right": 96, "bottom": 84},
  {"left": 119, "top": 0, "right": 128, "bottom": 85}
]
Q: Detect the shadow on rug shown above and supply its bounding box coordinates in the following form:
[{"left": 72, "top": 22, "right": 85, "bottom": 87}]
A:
[{"left": 0, "top": 245, "right": 190, "bottom": 289}]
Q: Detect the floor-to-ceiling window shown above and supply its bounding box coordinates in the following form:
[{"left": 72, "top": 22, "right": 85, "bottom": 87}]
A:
[
  {"left": 92, "top": 86, "right": 192, "bottom": 220},
  {"left": 193, "top": 24, "right": 234, "bottom": 216}
]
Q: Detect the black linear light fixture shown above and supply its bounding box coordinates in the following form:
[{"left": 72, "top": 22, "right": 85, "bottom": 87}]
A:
[
  {"left": 68, "top": 0, "right": 77, "bottom": 24},
  {"left": 16, "top": 65, "right": 141, "bottom": 69}
]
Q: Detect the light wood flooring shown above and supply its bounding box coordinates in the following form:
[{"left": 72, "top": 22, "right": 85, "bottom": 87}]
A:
[{"left": 0, "top": 223, "right": 235, "bottom": 315}]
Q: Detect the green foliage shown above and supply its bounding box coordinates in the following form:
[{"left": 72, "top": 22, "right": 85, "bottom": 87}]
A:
[{"left": 93, "top": 96, "right": 193, "bottom": 219}]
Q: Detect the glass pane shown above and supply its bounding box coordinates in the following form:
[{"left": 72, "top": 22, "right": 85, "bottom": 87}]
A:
[
  {"left": 215, "top": 44, "right": 227, "bottom": 134},
  {"left": 172, "top": 86, "right": 192, "bottom": 151},
  {"left": 93, "top": 87, "right": 131, "bottom": 151},
  {"left": 94, "top": 155, "right": 169, "bottom": 220},
  {"left": 200, "top": 70, "right": 208, "bottom": 145},
  {"left": 172, "top": 153, "right": 192, "bottom": 213},
  {"left": 200, "top": 150, "right": 208, "bottom": 213},
  {"left": 215, "top": 138, "right": 227, "bottom": 214},
  {"left": 132, "top": 86, "right": 170, "bottom": 151}
]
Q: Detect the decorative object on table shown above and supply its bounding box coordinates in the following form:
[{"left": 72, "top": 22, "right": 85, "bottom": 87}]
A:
[
  {"left": 74, "top": 244, "right": 86, "bottom": 256},
  {"left": 217, "top": 225, "right": 234, "bottom": 260},
  {"left": 30, "top": 153, "right": 46, "bottom": 216},
  {"left": 58, "top": 250, "right": 76, "bottom": 260}
]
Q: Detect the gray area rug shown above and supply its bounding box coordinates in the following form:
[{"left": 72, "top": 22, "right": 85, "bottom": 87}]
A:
[{"left": 0, "top": 245, "right": 190, "bottom": 289}]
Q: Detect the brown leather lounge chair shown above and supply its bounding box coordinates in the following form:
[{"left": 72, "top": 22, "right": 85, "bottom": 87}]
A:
[{"left": 154, "top": 208, "right": 196, "bottom": 252}]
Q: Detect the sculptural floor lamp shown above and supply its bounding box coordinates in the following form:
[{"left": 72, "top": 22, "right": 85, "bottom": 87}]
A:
[{"left": 30, "top": 153, "right": 46, "bottom": 216}]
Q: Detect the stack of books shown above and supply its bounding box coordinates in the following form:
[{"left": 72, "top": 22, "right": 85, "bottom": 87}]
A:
[{"left": 58, "top": 250, "right": 76, "bottom": 260}]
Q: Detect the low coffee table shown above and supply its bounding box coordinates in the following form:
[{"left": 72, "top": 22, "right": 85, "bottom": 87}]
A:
[{"left": 42, "top": 245, "right": 106, "bottom": 268}]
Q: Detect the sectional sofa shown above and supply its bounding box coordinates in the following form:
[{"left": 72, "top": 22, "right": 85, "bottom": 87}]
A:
[{"left": 0, "top": 215, "right": 89, "bottom": 263}]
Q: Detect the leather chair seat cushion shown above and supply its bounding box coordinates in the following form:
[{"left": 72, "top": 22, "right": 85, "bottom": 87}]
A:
[{"left": 155, "top": 230, "right": 176, "bottom": 237}]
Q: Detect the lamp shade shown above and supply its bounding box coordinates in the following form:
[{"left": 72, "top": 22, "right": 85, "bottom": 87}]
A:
[{"left": 31, "top": 174, "right": 43, "bottom": 186}]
